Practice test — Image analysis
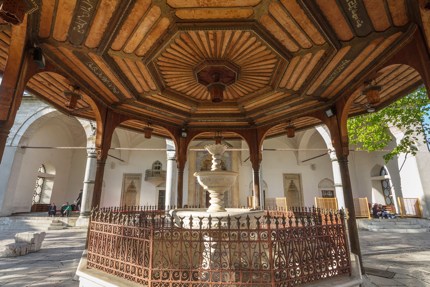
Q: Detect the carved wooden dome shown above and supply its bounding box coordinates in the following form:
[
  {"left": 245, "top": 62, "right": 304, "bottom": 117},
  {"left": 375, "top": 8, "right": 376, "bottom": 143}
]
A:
[{"left": 0, "top": 0, "right": 428, "bottom": 138}]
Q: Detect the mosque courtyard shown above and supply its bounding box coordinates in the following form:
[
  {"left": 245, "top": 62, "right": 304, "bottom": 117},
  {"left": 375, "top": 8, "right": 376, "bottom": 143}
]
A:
[{"left": 0, "top": 219, "right": 429, "bottom": 287}]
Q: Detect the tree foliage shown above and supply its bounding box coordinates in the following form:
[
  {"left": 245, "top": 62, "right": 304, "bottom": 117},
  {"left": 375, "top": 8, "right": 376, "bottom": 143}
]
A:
[{"left": 347, "top": 86, "right": 430, "bottom": 162}]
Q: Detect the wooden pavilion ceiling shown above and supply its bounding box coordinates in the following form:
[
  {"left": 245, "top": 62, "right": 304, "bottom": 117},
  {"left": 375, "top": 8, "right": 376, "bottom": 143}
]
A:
[{"left": 1, "top": 0, "right": 429, "bottom": 139}]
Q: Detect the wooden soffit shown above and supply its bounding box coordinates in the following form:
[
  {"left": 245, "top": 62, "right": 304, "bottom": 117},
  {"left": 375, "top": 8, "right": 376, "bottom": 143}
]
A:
[{"left": 0, "top": 0, "right": 429, "bottom": 139}]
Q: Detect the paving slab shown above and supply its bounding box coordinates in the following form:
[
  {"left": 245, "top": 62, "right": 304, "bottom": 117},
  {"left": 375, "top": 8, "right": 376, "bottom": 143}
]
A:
[
  {"left": 0, "top": 228, "right": 86, "bottom": 287},
  {"left": 359, "top": 229, "right": 430, "bottom": 287},
  {"left": 0, "top": 216, "right": 429, "bottom": 287}
]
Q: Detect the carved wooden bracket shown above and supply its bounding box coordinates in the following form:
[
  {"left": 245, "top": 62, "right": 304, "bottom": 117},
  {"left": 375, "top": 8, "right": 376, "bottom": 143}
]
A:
[{"left": 0, "top": 0, "right": 38, "bottom": 25}]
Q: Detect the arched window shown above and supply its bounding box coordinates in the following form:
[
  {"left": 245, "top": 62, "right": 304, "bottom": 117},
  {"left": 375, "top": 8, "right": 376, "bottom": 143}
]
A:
[
  {"left": 32, "top": 165, "right": 46, "bottom": 204},
  {"left": 380, "top": 167, "right": 394, "bottom": 205},
  {"left": 31, "top": 164, "right": 55, "bottom": 207}
]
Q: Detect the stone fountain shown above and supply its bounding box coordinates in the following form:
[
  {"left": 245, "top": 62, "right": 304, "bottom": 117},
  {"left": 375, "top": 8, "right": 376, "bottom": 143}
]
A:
[
  {"left": 194, "top": 143, "right": 237, "bottom": 213},
  {"left": 168, "top": 143, "right": 265, "bottom": 282},
  {"left": 170, "top": 143, "right": 264, "bottom": 226}
]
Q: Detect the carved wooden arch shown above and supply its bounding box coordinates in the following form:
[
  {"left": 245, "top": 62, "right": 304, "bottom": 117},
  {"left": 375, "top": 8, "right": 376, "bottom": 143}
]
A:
[
  {"left": 26, "top": 65, "right": 112, "bottom": 162},
  {"left": 380, "top": 30, "right": 430, "bottom": 96}
]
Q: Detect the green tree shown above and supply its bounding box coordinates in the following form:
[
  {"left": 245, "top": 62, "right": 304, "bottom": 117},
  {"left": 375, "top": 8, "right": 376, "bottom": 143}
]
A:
[{"left": 347, "top": 86, "right": 430, "bottom": 162}]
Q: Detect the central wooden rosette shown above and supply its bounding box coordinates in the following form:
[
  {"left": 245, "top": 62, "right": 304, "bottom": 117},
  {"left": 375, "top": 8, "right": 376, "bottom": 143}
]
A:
[{"left": 195, "top": 60, "right": 240, "bottom": 103}]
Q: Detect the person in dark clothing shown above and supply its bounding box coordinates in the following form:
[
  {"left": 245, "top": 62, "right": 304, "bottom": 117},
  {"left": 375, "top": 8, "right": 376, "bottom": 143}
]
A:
[
  {"left": 48, "top": 203, "right": 56, "bottom": 217},
  {"left": 372, "top": 203, "right": 380, "bottom": 218},
  {"left": 76, "top": 190, "right": 83, "bottom": 211}
]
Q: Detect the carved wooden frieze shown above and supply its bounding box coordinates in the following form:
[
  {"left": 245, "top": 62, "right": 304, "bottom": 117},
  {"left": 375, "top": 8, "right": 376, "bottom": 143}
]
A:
[
  {"left": 74, "top": 51, "right": 125, "bottom": 100},
  {"left": 69, "top": 0, "right": 100, "bottom": 45},
  {"left": 338, "top": 0, "right": 372, "bottom": 36}
]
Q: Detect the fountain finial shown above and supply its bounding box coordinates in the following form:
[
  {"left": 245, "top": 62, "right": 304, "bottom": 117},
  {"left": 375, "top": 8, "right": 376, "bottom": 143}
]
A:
[{"left": 204, "top": 144, "right": 228, "bottom": 171}]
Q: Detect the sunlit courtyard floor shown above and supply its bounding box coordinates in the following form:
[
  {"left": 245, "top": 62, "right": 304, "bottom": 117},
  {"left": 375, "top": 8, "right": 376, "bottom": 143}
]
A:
[
  {"left": 0, "top": 228, "right": 86, "bottom": 287},
  {"left": 359, "top": 230, "right": 430, "bottom": 287},
  {"left": 0, "top": 216, "right": 429, "bottom": 287}
]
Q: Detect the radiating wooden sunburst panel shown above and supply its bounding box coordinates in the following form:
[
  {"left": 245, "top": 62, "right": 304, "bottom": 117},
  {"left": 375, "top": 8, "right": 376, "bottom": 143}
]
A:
[
  {"left": 255, "top": 100, "right": 321, "bottom": 125},
  {"left": 167, "top": 0, "right": 262, "bottom": 8},
  {"left": 51, "top": 0, "right": 76, "bottom": 42},
  {"left": 279, "top": 50, "right": 325, "bottom": 91},
  {"left": 27, "top": 73, "right": 90, "bottom": 111},
  {"left": 155, "top": 29, "right": 280, "bottom": 102},
  {"left": 85, "top": 0, "right": 120, "bottom": 48},
  {"left": 119, "top": 103, "right": 185, "bottom": 125},
  {"left": 0, "top": 30, "right": 11, "bottom": 70},
  {"left": 265, "top": 116, "right": 322, "bottom": 138},
  {"left": 242, "top": 91, "right": 295, "bottom": 112},
  {"left": 363, "top": 0, "right": 391, "bottom": 31},
  {"left": 316, "top": 0, "right": 354, "bottom": 41},
  {"left": 111, "top": 0, "right": 152, "bottom": 51},
  {"left": 306, "top": 46, "right": 351, "bottom": 96},
  {"left": 419, "top": 0, "right": 430, "bottom": 50},
  {"left": 109, "top": 1, "right": 170, "bottom": 57}
]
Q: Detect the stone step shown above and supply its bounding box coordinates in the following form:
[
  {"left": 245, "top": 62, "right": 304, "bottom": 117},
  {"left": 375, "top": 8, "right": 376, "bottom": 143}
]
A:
[
  {"left": 47, "top": 226, "right": 66, "bottom": 230},
  {"left": 357, "top": 218, "right": 430, "bottom": 232},
  {"left": 366, "top": 220, "right": 420, "bottom": 224},
  {"left": 368, "top": 224, "right": 424, "bottom": 229},
  {"left": 367, "top": 228, "right": 429, "bottom": 233}
]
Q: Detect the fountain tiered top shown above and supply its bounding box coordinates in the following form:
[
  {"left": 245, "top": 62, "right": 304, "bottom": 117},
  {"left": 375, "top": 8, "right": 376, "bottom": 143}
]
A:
[
  {"left": 170, "top": 144, "right": 264, "bottom": 226},
  {"left": 194, "top": 144, "right": 237, "bottom": 212}
]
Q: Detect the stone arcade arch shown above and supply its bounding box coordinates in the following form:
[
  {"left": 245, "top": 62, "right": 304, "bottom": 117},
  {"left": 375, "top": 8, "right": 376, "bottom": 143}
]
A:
[{"left": 1, "top": 109, "right": 87, "bottom": 215}]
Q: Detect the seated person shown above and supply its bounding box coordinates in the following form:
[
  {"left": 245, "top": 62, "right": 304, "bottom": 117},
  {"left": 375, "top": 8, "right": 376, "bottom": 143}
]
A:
[
  {"left": 62, "top": 202, "right": 72, "bottom": 217},
  {"left": 372, "top": 203, "right": 380, "bottom": 218},
  {"left": 382, "top": 205, "right": 397, "bottom": 219},
  {"left": 48, "top": 203, "right": 56, "bottom": 217}
]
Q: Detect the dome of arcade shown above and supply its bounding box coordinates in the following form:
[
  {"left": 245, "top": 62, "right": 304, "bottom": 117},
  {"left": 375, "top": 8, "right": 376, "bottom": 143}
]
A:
[{"left": 0, "top": 0, "right": 428, "bottom": 138}]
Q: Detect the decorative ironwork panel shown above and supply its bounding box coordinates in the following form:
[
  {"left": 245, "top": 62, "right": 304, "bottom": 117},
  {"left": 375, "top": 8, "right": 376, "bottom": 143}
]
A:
[{"left": 87, "top": 206, "right": 351, "bottom": 286}]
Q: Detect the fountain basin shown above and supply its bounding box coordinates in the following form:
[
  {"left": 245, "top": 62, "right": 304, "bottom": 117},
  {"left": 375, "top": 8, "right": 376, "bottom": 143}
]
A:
[{"left": 194, "top": 170, "right": 238, "bottom": 212}]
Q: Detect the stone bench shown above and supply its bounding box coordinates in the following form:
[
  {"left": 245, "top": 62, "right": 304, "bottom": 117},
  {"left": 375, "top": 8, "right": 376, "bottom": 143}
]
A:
[{"left": 0, "top": 231, "right": 46, "bottom": 257}]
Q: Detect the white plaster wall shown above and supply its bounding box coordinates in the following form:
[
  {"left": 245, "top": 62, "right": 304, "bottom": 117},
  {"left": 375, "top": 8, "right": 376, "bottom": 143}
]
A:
[
  {"left": 414, "top": 140, "right": 430, "bottom": 218},
  {"left": 261, "top": 133, "right": 333, "bottom": 207},
  {"left": 238, "top": 140, "right": 252, "bottom": 205},
  {"left": 349, "top": 151, "right": 383, "bottom": 199},
  {"left": 8, "top": 116, "right": 86, "bottom": 213},
  {"left": 101, "top": 132, "right": 168, "bottom": 208},
  {"left": 0, "top": 147, "right": 19, "bottom": 215}
]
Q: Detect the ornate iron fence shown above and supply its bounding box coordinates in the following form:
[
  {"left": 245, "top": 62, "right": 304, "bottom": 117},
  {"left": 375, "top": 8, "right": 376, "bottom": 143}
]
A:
[{"left": 87, "top": 206, "right": 350, "bottom": 287}]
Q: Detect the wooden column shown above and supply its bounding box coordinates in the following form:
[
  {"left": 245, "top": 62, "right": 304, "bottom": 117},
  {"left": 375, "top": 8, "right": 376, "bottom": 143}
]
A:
[
  {"left": 251, "top": 166, "right": 261, "bottom": 209},
  {"left": 320, "top": 107, "right": 363, "bottom": 272},
  {"left": 0, "top": 16, "right": 37, "bottom": 163},
  {"left": 91, "top": 108, "right": 125, "bottom": 208},
  {"left": 246, "top": 131, "right": 263, "bottom": 209},
  {"left": 176, "top": 136, "right": 188, "bottom": 208}
]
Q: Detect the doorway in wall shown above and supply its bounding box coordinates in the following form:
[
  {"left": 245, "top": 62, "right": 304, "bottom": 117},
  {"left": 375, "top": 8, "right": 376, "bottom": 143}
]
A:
[
  {"left": 120, "top": 173, "right": 142, "bottom": 207},
  {"left": 158, "top": 190, "right": 165, "bottom": 209},
  {"left": 283, "top": 173, "right": 303, "bottom": 208},
  {"left": 31, "top": 164, "right": 55, "bottom": 212}
]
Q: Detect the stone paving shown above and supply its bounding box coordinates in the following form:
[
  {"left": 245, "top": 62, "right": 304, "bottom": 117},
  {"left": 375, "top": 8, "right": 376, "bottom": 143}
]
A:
[
  {"left": 0, "top": 218, "right": 429, "bottom": 287},
  {"left": 0, "top": 228, "right": 86, "bottom": 287},
  {"left": 360, "top": 230, "right": 430, "bottom": 287}
]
